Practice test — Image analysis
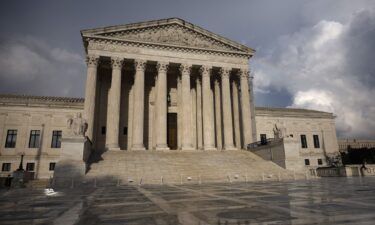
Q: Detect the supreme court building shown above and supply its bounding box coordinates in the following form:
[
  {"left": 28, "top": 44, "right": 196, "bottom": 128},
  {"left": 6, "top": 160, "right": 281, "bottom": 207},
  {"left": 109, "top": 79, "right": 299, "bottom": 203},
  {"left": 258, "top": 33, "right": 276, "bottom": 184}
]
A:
[
  {"left": 0, "top": 18, "right": 340, "bottom": 180},
  {"left": 82, "top": 18, "right": 256, "bottom": 152}
]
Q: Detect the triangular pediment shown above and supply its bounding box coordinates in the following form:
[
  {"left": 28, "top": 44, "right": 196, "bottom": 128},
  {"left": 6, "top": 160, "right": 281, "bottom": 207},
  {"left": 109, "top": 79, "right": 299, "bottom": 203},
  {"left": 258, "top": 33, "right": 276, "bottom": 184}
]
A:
[{"left": 81, "top": 18, "right": 254, "bottom": 55}]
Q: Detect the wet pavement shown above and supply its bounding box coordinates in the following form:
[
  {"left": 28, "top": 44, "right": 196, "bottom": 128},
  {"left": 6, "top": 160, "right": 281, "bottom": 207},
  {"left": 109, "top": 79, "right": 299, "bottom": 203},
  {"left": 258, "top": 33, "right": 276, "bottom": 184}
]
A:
[{"left": 1, "top": 177, "right": 375, "bottom": 224}]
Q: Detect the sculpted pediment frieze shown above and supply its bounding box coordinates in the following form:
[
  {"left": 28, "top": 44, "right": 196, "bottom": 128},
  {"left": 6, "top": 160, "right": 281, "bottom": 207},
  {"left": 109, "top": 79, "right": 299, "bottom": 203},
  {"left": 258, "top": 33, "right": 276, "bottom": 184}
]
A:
[
  {"left": 97, "top": 24, "right": 238, "bottom": 52},
  {"left": 82, "top": 18, "right": 255, "bottom": 56}
]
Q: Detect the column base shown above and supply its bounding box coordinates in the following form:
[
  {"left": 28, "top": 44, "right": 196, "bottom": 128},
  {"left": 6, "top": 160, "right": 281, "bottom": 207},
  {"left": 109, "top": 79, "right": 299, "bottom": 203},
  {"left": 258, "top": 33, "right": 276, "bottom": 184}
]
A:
[
  {"left": 204, "top": 146, "right": 217, "bottom": 151},
  {"left": 155, "top": 144, "right": 170, "bottom": 151},
  {"left": 181, "top": 144, "right": 195, "bottom": 151},
  {"left": 131, "top": 144, "right": 146, "bottom": 151},
  {"left": 223, "top": 145, "right": 237, "bottom": 151},
  {"left": 105, "top": 144, "right": 120, "bottom": 151}
]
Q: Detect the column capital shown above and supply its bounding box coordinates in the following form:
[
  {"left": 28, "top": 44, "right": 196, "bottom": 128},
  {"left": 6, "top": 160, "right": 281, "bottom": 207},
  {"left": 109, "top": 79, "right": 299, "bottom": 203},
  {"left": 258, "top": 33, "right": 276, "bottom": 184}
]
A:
[
  {"left": 240, "top": 69, "right": 250, "bottom": 79},
  {"left": 134, "top": 59, "right": 147, "bottom": 71},
  {"left": 111, "top": 57, "right": 124, "bottom": 70},
  {"left": 157, "top": 62, "right": 169, "bottom": 73},
  {"left": 179, "top": 63, "right": 192, "bottom": 75},
  {"left": 86, "top": 55, "right": 99, "bottom": 67},
  {"left": 199, "top": 65, "right": 211, "bottom": 77},
  {"left": 219, "top": 67, "right": 231, "bottom": 78}
]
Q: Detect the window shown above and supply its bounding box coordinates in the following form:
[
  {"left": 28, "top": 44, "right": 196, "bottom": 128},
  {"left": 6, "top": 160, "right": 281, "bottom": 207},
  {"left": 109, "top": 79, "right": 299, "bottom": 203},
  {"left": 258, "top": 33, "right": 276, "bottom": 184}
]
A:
[
  {"left": 29, "top": 130, "right": 40, "bottom": 148},
  {"left": 101, "top": 126, "right": 106, "bottom": 135},
  {"left": 49, "top": 162, "right": 56, "bottom": 171},
  {"left": 2, "top": 163, "right": 11, "bottom": 171},
  {"left": 51, "top": 130, "right": 62, "bottom": 148},
  {"left": 26, "top": 163, "right": 35, "bottom": 171},
  {"left": 300, "top": 135, "right": 308, "bottom": 148},
  {"left": 123, "top": 127, "right": 128, "bottom": 135},
  {"left": 5, "top": 129, "right": 17, "bottom": 148},
  {"left": 260, "top": 134, "right": 267, "bottom": 145},
  {"left": 313, "top": 135, "right": 320, "bottom": 148},
  {"left": 304, "top": 159, "right": 310, "bottom": 166},
  {"left": 318, "top": 159, "right": 323, "bottom": 165}
]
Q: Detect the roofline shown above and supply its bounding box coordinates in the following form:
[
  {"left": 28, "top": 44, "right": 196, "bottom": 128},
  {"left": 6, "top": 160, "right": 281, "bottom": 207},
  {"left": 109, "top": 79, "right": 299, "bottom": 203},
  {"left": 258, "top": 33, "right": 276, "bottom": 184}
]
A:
[
  {"left": 0, "top": 94, "right": 84, "bottom": 109},
  {"left": 81, "top": 17, "right": 255, "bottom": 55},
  {"left": 255, "top": 106, "right": 336, "bottom": 119}
]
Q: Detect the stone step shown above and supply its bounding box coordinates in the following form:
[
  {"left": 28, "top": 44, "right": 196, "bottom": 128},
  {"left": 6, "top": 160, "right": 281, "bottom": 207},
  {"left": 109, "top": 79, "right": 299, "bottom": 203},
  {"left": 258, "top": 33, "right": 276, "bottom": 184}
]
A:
[{"left": 85, "top": 150, "right": 306, "bottom": 184}]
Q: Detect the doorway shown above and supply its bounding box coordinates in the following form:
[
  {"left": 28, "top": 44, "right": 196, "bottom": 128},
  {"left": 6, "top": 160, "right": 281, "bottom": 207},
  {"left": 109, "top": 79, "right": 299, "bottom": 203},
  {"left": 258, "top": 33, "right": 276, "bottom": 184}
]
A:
[{"left": 167, "top": 113, "right": 178, "bottom": 149}]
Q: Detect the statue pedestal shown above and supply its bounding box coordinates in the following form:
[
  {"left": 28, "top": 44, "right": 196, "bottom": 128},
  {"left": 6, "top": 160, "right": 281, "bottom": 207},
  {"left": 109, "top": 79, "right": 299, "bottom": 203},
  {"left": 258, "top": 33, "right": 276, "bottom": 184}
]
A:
[{"left": 54, "top": 136, "right": 90, "bottom": 182}]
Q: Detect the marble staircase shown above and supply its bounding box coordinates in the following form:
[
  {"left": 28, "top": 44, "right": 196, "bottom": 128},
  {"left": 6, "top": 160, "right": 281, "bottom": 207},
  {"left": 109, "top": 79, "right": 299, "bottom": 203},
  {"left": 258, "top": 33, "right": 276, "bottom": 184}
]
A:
[{"left": 85, "top": 150, "right": 307, "bottom": 184}]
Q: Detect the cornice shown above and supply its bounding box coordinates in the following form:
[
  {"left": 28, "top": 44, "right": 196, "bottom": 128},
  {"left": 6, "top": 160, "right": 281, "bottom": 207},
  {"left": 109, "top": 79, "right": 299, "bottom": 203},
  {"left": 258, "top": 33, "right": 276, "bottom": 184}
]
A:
[
  {"left": 86, "top": 36, "right": 251, "bottom": 59},
  {"left": 255, "top": 106, "right": 335, "bottom": 119},
  {"left": 0, "top": 94, "right": 84, "bottom": 109}
]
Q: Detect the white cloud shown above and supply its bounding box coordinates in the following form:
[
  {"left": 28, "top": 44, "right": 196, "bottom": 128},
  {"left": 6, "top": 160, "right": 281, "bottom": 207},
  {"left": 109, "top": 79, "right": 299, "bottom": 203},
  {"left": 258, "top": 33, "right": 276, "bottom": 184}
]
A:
[{"left": 252, "top": 10, "right": 375, "bottom": 138}]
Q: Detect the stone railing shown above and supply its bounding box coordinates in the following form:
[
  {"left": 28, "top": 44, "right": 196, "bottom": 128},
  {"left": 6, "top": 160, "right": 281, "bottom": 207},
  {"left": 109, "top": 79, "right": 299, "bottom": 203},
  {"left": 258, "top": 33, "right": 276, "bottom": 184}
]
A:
[{"left": 316, "top": 164, "right": 375, "bottom": 177}]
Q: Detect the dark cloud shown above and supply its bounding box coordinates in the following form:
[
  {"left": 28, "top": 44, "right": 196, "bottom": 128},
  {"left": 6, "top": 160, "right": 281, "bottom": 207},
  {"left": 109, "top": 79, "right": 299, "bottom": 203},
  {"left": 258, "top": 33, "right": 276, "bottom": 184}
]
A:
[
  {"left": 0, "top": 0, "right": 374, "bottom": 138},
  {"left": 0, "top": 37, "right": 85, "bottom": 97},
  {"left": 253, "top": 9, "right": 375, "bottom": 139}
]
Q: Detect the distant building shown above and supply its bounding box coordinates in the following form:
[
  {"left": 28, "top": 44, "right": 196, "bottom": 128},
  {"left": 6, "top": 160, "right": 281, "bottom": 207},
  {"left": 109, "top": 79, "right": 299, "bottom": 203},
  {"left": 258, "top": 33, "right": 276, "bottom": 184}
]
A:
[{"left": 338, "top": 139, "right": 375, "bottom": 152}]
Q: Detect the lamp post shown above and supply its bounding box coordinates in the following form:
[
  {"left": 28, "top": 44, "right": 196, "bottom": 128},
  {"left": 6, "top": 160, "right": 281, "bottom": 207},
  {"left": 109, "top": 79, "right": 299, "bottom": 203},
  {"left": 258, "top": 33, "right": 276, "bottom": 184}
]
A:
[{"left": 17, "top": 154, "right": 25, "bottom": 171}]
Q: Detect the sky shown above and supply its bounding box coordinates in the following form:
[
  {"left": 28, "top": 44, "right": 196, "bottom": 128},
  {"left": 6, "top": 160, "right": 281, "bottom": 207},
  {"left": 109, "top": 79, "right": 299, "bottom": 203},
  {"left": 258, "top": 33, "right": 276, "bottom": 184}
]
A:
[{"left": 0, "top": 0, "right": 374, "bottom": 139}]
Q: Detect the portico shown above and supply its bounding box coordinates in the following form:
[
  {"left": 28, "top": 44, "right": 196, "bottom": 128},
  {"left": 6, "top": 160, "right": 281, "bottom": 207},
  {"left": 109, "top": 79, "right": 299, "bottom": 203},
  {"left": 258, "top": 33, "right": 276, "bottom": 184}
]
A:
[{"left": 81, "top": 18, "right": 256, "bottom": 151}]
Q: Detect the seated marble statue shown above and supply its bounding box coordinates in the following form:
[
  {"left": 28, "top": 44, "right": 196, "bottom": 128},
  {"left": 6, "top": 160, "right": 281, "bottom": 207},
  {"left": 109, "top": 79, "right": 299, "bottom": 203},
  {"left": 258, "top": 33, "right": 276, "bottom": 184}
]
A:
[{"left": 67, "top": 113, "right": 88, "bottom": 137}]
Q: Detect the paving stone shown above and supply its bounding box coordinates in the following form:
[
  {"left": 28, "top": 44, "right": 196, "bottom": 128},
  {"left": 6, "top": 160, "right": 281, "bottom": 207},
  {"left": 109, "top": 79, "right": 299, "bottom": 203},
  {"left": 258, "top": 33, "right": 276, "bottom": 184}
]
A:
[{"left": 1, "top": 177, "right": 375, "bottom": 224}]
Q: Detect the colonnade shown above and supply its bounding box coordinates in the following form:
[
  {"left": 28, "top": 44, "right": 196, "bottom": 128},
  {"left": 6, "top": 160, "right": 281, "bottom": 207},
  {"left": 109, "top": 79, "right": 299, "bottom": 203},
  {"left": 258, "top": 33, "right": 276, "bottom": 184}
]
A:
[{"left": 83, "top": 55, "right": 254, "bottom": 151}]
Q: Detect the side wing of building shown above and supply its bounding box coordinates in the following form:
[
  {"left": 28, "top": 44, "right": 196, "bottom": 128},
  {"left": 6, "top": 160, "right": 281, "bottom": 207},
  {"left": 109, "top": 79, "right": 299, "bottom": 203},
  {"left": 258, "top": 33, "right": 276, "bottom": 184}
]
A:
[
  {"left": 255, "top": 107, "right": 340, "bottom": 169},
  {"left": 0, "top": 95, "right": 83, "bottom": 178}
]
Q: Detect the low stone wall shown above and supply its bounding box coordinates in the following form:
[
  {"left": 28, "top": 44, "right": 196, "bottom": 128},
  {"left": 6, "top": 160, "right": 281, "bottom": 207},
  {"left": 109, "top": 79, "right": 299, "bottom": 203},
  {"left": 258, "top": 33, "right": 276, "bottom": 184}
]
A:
[
  {"left": 249, "top": 138, "right": 304, "bottom": 171},
  {"left": 317, "top": 165, "right": 375, "bottom": 177}
]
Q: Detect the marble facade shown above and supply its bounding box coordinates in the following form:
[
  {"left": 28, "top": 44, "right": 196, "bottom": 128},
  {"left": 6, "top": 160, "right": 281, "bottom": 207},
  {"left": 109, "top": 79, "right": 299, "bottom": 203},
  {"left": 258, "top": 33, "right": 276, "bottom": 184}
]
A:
[
  {"left": 81, "top": 18, "right": 256, "bottom": 151},
  {"left": 0, "top": 18, "right": 342, "bottom": 179}
]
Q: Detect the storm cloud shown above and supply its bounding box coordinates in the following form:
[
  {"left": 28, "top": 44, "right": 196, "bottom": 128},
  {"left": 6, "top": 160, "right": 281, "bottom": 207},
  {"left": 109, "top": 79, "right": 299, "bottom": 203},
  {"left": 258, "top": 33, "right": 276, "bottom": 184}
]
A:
[
  {"left": 0, "top": 37, "right": 85, "bottom": 96},
  {"left": 253, "top": 10, "right": 375, "bottom": 138},
  {"left": 0, "top": 0, "right": 374, "bottom": 139}
]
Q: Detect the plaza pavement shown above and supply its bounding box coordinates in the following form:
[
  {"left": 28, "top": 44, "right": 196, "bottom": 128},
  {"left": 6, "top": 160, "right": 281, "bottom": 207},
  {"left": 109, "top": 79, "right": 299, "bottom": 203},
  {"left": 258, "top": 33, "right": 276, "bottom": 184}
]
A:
[{"left": 1, "top": 177, "right": 375, "bottom": 224}]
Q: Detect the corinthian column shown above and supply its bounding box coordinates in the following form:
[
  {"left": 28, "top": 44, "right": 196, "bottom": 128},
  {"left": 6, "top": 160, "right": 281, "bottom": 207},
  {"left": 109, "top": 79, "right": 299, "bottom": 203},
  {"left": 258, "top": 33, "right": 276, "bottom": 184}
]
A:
[
  {"left": 179, "top": 64, "right": 194, "bottom": 150},
  {"left": 105, "top": 57, "right": 123, "bottom": 150},
  {"left": 232, "top": 78, "right": 241, "bottom": 149},
  {"left": 219, "top": 68, "right": 236, "bottom": 150},
  {"left": 240, "top": 69, "right": 254, "bottom": 146},
  {"left": 196, "top": 77, "right": 203, "bottom": 150},
  {"left": 155, "top": 62, "right": 169, "bottom": 150},
  {"left": 200, "top": 66, "right": 216, "bottom": 150},
  {"left": 83, "top": 55, "right": 99, "bottom": 142},
  {"left": 214, "top": 78, "right": 222, "bottom": 150},
  {"left": 131, "top": 59, "right": 147, "bottom": 150}
]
